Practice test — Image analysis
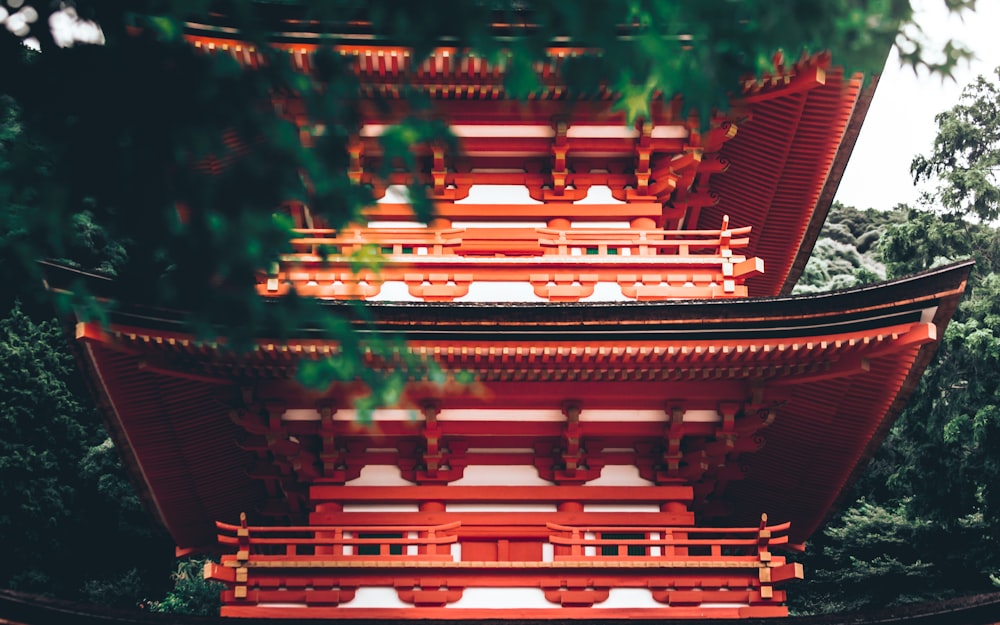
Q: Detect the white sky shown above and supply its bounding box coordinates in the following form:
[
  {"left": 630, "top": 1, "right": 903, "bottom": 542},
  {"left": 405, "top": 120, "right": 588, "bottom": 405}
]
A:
[{"left": 835, "top": 0, "right": 1000, "bottom": 211}]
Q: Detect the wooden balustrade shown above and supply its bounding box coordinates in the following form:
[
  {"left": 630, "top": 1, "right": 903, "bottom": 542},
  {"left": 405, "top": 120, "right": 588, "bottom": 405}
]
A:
[
  {"left": 208, "top": 512, "right": 802, "bottom": 617},
  {"left": 284, "top": 220, "right": 751, "bottom": 261},
  {"left": 215, "top": 513, "right": 460, "bottom": 561},
  {"left": 546, "top": 514, "right": 790, "bottom": 562},
  {"left": 263, "top": 216, "right": 763, "bottom": 301}
]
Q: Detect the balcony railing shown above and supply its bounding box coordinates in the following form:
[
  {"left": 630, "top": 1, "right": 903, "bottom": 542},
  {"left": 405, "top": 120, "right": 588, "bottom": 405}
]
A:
[
  {"left": 261, "top": 216, "right": 763, "bottom": 301},
  {"left": 215, "top": 513, "right": 459, "bottom": 561},
  {"left": 208, "top": 512, "right": 802, "bottom": 617},
  {"left": 546, "top": 515, "right": 788, "bottom": 563}
]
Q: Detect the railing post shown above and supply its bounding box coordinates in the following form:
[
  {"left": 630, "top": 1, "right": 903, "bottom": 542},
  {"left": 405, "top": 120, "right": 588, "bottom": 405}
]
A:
[
  {"left": 758, "top": 513, "right": 774, "bottom": 599},
  {"left": 236, "top": 512, "right": 250, "bottom": 562},
  {"left": 427, "top": 528, "right": 437, "bottom": 557}
]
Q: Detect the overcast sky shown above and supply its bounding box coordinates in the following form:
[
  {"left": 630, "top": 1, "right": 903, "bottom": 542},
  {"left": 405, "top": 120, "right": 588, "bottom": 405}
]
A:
[{"left": 834, "top": 0, "right": 1000, "bottom": 212}]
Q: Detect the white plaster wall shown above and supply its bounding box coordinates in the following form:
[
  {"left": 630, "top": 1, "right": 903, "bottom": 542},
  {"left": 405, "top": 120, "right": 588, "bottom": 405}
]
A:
[
  {"left": 339, "top": 587, "right": 410, "bottom": 608},
  {"left": 377, "top": 185, "right": 412, "bottom": 203},
  {"left": 455, "top": 281, "right": 544, "bottom": 302},
  {"left": 345, "top": 465, "right": 412, "bottom": 486},
  {"left": 580, "top": 282, "right": 631, "bottom": 302},
  {"left": 572, "top": 185, "right": 624, "bottom": 205},
  {"left": 456, "top": 185, "right": 542, "bottom": 205},
  {"left": 585, "top": 465, "right": 654, "bottom": 486},
  {"left": 582, "top": 503, "right": 660, "bottom": 513},
  {"left": 447, "top": 588, "right": 555, "bottom": 609},
  {"left": 445, "top": 503, "right": 557, "bottom": 512},
  {"left": 341, "top": 503, "right": 419, "bottom": 512},
  {"left": 367, "top": 281, "right": 420, "bottom": 302},
  {"left": 591, "top": 588, "right": 662, "bottom": 609},
  {"left": 450, "top": 465, "right": 552, "bottom": 486}
]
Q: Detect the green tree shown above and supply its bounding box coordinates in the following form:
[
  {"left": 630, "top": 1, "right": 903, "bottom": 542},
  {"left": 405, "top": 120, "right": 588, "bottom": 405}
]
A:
[
  {"left": 146, "top": 558, "right": 224, "bottom": 616},
  {"left": 0, "top": 303, "right": 174, "bottom": 604},
  {"left": 912, "top": 67, "right": 1000, "bottom": 221},
  {"left": 793, "top": 201, "right": 904, "bottom": 293}
]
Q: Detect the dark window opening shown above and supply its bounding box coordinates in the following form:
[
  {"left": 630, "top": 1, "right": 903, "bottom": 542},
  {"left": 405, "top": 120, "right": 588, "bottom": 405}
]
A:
[
  {"left": 358, "top": 532, "right": 403, "bottom": 556},
  {"left": 600, "top": 532, "right": 646, "bottom": 556}
]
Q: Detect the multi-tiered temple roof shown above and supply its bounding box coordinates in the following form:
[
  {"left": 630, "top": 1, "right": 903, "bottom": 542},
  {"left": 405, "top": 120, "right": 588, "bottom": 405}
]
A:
[{"left": 44, "top": 15, "right": 972, "bottom": 620}]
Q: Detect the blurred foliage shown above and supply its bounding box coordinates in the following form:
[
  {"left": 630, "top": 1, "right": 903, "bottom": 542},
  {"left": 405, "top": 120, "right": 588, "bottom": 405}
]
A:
[{"left": 0, "top": 0, "right": 976, "bottom": 397}]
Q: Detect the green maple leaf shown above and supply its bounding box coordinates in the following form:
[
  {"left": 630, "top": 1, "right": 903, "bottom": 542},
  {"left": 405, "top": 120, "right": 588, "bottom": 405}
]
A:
[{"left": 612, "top": 77, "right": 657, "bottom": 125}]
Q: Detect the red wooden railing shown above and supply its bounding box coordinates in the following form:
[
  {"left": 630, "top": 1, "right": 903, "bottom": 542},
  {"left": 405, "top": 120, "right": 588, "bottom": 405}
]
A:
[
  {"left": 284, "top": 217, "right": 750, "bottom": 260},
  {"left": 546, "top": 514, "right": 788, "bottom": 562},
  {"left": 261, "top": 216, "right": 763, "bottom": 301},
  {"left": 215, "top": 513, "right": 459, "bottom": 561},
  {"left": 208, "top": 512, "right": 802, "bottom": 617}
]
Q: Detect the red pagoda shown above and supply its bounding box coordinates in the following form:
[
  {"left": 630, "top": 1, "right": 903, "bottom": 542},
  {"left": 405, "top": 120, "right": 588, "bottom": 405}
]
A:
[{"left": 45, "top": 15, "right": 971, "bottom": 621}]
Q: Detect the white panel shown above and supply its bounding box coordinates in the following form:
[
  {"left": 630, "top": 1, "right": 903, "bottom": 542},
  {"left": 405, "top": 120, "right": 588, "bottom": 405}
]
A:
[
  {"left": 342, "top": 504, "right": 419, "bottom": 512},
  {"left": 359, "top": 124, "right": 387, "bottom": 137},
  {"left": 447, "top": 588, "right": 555, "bottom": 609},
  {"left": 343, "top": 531, "right": 353, "bottom": 555},
  {"left": 584, "top": 531, "right": 597, "bottom": 557},
  {"left": 407, "top": 531, "right": 418, "bottom": 556},
  {"left": 572, "top": 185, "right": 625, "bottom": 205},
  {"left": 684, "top": 409, "right": 721, "bottom": 423},
  {"left": 583, "top": 504, "right": 660, "bottom": 512},
  {"left": 466, "top": 448, "right": 534, "bottom": 454},
  {"left": 455, "top": 281, "right": 545, "bottom": 302},
  {"left": 570, "top": 222, "right": 629, "bottom": 229},
  {"left": 542, "top": 542, "right": 554, "bottom": 563},
  {"left": 566, "top": 125, "right": 639, "bottom": 139},
  {"left": 345, "top": 465, "right": 413, "bottom": 486},
  {"left": 438, "top": 409, "right": 564, "bottom": 422},
  {"left": 451, "top": 542, "right": 462, "bottom": 561},
  {"left": 450, "top": 465, "right": 552, "bottom": 486},
  {"left": 579, "top": 409, "right": 665, "bottom": 422},
  {"left": 451, "top": 221, "right": 546, "bottom": 228},
  {"left": 455, "top": 185, "right": 543, "bottom": 205},
  {"left": 651, "top": 125, "right": 690, "bottom": 139},
  {"left": 451, "top": 124, "right": 555, "bottom": 138},
  {"left": 446, "top": 503, "right": 557, "bottom": 512},
  {"left": 454, "top": 281, "right": 541, "bottom": 302},
  {"left": 650, "top": 532, "right": 662, "bottom": 557},
  {"left": 366, "top": 281, "right": 420, "bottom": 302},
  {"left": 591, "top": 588, "right": 662, "bottom": 609},
  {"left": 340, "top": 587, "right": 410, "bottom": 608},
  {"left": 586, "top": 465, "right": 654, "bottom": 487},
  {"left": 366, "top": 221, "right": 426, "bottom": 228},
  {"left": 282, "top": 409, "right": 320, "bottom": 421},
  {"left": 377, "top": 184, "right": 411, "bottom": 203},
  {"left": 580, "top": 282, "right": 631, "bottom": 302}
]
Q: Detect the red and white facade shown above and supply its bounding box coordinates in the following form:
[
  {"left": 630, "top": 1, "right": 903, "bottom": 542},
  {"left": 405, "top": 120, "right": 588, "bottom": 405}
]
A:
[{"left": 48, "top": 19, "right": 972, "bottom": 621}]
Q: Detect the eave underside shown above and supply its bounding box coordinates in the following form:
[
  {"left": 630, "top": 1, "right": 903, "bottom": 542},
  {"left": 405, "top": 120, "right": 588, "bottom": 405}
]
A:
[
  {"left": 52, "top": 261, "right": 972, "bottom": 550},
  {"left": 706, "top": 69, "right": 864, "bottom": 297}
]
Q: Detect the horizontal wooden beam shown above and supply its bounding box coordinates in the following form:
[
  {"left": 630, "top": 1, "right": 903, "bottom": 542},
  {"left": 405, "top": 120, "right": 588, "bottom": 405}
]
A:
[
  {"left": 309, "top": 485, "right": 693, "bottom": 503},
  {"left": 307, "top": 511, "right": 696, "bottom": 529},
  {"left": 364, "top": 202, "right": 663, "bottom": 220}
]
